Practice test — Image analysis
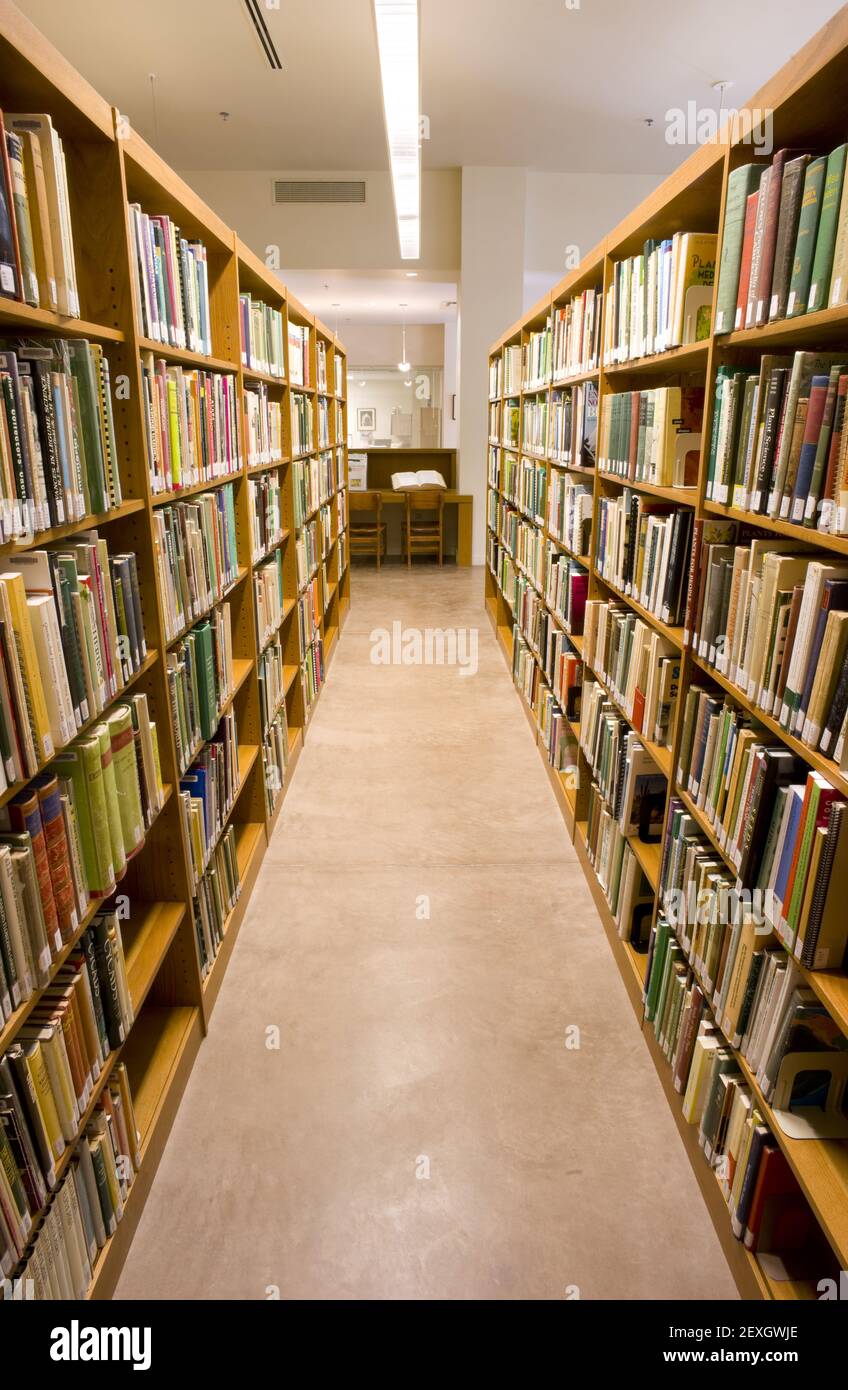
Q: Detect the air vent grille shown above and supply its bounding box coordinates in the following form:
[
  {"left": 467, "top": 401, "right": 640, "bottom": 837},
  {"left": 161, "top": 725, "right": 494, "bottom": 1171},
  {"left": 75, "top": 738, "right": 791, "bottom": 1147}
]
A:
[{"left": 273, "top": 180, "right": 366, "bottom": 205}]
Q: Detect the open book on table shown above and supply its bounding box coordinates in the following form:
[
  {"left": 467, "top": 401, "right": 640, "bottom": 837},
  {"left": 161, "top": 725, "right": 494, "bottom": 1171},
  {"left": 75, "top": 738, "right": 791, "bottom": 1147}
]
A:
[{"left": 391, "top": 470, "right": 447, "bottom": 491}]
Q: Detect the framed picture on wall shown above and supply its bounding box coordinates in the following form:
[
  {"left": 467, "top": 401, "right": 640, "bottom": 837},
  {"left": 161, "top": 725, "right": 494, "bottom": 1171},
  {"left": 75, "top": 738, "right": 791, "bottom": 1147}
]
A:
[{"left": 357, "top": 407, "right": 376, "bottom": 432}]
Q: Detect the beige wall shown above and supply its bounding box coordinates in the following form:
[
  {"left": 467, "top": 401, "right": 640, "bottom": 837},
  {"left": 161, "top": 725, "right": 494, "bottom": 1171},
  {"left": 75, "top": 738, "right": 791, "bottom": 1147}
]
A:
[
  {"left": 178, "top": 168, "right": 461, "bottom": 273},
  {"left": 341, "top": 324, "right": 445, "bottom": 369}
]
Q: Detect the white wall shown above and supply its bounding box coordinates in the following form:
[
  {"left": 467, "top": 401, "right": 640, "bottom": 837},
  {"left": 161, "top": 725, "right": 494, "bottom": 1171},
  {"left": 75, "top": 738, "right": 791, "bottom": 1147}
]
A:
[
  {"left": 522, "top": 171, "right": 664, "bottom": 310},
  {"left": 459, "top": 168, "right": 527, "bottom": 566},
  {"left": 340, "top": 324, "right": 445, "bottom": 368},
  {"left": 178, "top": 167, "right": 461, "bottom": 273}
]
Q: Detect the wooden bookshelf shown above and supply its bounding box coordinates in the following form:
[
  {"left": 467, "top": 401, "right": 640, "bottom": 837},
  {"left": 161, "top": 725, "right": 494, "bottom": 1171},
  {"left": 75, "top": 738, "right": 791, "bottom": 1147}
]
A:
[
  {"left": 0, "top": 0, "right": 348, "bottom": 1299},
  {"left": 485, "top": 4, "right": 848, "bottom": 1301}
]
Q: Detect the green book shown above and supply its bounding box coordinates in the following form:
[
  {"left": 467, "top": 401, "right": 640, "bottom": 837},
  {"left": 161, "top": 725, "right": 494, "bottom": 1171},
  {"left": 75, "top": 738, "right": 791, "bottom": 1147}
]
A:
[
  {"left": 95, "top": 722, "right": 126, "bottom": 881},
  {"left": 715, "top": 164, "right": 762, "bottom": 334},
  {"left": 195, "top": 621, "right": 218, "bottom": 740},
  {"left": 53, "top": 740, "right": 114, "bottom": 898},
  {"left": 65, "top": 341, "right": 107, "bottom": 514},
  {"left": 106, "top": 705, "right": 144, "bottom": 859},
  {"left": 645, "top": 918, "right": 672, "bottom": 1022},
  {"left": 808, "top": 143, "right": 848, "bottom": 313},
  {"left": 787, "top": 155, "right": 828, "bottom": 317}
]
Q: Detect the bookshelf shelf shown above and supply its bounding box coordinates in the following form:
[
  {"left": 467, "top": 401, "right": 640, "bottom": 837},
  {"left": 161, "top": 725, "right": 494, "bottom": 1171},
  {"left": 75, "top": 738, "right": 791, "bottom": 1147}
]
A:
[
  {"left": 723, "top": 302, "right": 848, "bottom": 350},
  {"left": 603, "top": 340, "right": 710, "bottom": 377},
  {"left": 0, "top": 498, "right": 148, "bottom": 557},
  {"left": 597, "top": 473, "right": 699, "bottom": 507},
  {"left": 0, "top": 647, "right": 159, "bottom": 812},
  {"left": 0, "top": 0, "right": 349, "bottom": 1300},
  {"left": 0, "top": 300, "right": 125, "bottom": 341},
  {"left": 485, "top": 5, "right": 848, "bottom": 1298},
  {"left": 702, "top": 498, "right": 848, "bottom": 558}
]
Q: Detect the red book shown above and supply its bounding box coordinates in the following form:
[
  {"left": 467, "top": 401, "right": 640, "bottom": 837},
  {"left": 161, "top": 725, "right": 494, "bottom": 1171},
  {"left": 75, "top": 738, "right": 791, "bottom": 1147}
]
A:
[
  {"left": 821, "top": 373, "right": 848, "bottom": 518},
  {"left": 735, "top": 191, "right": 760, "bottom": 330},
  {"left": 32, "top": 772, "right": 77, "bottom": 941},
  {"left": 754, "top": 151, "right": 789, "bottom": 326},
  {"left": 6, "top": 785, "right": 60, "bottom": 950}
]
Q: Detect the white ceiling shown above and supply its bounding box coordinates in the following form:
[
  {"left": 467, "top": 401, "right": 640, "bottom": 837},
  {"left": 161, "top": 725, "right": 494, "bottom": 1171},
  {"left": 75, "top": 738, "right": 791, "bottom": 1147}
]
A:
[
  {"left": 16, "top": 0, "right": 847, "bottom": 174},
  {"left": 283, "top": 270, "right": 458, "bottom": 326}
]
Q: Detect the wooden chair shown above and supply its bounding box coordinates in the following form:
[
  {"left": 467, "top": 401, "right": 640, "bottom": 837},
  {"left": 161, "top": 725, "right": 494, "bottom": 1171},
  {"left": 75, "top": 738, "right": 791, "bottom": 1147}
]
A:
[
  {"left": 402, "top": 489, "right": 444, "bottom": 567},
  {"left": 348, "top": 491, "right": 387, "bottom": 570}
]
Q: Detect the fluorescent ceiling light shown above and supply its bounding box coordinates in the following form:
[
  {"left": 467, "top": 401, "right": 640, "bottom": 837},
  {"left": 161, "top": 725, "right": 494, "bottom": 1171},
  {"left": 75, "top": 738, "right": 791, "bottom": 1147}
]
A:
[{"left": 372, "top": 0, "right": 421, "bottom": 261}]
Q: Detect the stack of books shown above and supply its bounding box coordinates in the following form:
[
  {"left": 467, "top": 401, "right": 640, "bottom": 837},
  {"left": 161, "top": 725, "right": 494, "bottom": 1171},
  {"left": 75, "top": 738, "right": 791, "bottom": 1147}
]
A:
[
  {"left": 140, "top": 356, "right": 241, "bottom": 494},
  {"left": 128, "top": 208, "right": 211, "bottom": 355},
  {"left": 154, "top": 486, "right": 239, "bottom": 642},
  {"left": 603, "top": 233, "right": 717, "bottom": 362},
  {"left": 0, "top": 113, "right": 80, "bottom": 317}
]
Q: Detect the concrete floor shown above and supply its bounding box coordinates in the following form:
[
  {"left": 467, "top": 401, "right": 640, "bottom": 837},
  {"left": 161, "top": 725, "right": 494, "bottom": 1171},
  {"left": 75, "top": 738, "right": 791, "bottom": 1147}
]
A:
[{"left": 115, "top": 565, "right": 738, "bottom": 1300}]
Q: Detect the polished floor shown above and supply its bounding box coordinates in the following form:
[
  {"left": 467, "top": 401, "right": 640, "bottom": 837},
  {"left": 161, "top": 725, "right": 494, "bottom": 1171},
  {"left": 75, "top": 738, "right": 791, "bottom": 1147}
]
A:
[{"left": 115, "top": 565, "right": 737, "bottom": 1300}]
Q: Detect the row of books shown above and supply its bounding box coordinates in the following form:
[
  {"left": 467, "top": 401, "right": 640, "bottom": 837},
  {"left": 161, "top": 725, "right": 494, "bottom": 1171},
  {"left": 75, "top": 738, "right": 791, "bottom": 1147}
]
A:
[
  {"left": 4, "top": 1060, "right": 140, "bottom": 1297},
  {"left": 296, "top": 518, "right": 319, "bottom": 591},
  {"left": 552, "top": 290, "right": 603, "bottom": 381},
  {"left": 513, "top": 629, "right": 542, "bottom": 711},
  {"left": 487, "top": 403, "right": 499, "bottom": 445},
  {"left": 501, "top": 401, "right": 519, "bottom": 448},
  {"left": 518, "top": 456, "right": 546, "bottom": 523},
  {"left": 257, "top": 632, "right": 288, "bottom": 739},
  {"left": 706, "top": 351, "right": 848, "bottom": 533},
  {"left": 193, "top": 825, "right": 240, "bottom": 979},
  {"left": 128, "top": 206, "right": 211, "bottom": 356},
  {"left": 292, "top": 451, "right": 338, "bottom": 527},
  {"left": 583, "top": 599, "right": 680, "bottom": 753},
  {"left": 316, "top": 340, "right": 328, "bottom": 394},
  {"left": 153, "top": 485, "right": 239, "bottom": 643},
  {"left": 521, "top": 397, "right": 548, "bottom": 456},
  {"left": 514, "top": 513, "right": 545, "bottom": 593},
  {"left": 254, "top": 551, "right": 286, "bottom": 650},
  {"left": 580, "top": 685, "right": 666, "bottom": 843},
  {"left": 316, "top": 397, "right": 330, "bottom": 451},
  {"left": 547, "top": 473, "right": 591, "bottom": 557},
  {"left": 644, "top": 925, "right": 833, "bottom": 1276},
  {"left": 238, "top": 293, "right": 285, "bottom": 379},
  {"left": 715, "top": 145, "right": 848, "bottom": 335},
  {"left": 0, "top": 339, "right": 122, "bottom": 541},
  {"left": 0, "top": 112, "right": 80, "bottom": 317},
  {"left": 603, "top": 233, "right": 717, "bottom": 364},
  {"left": 334, "top": 351, "right": 344, "bottom": 398},
  {"left": 301, "top": 634, "right": 324, "bottom": 719},
  {"left": 319, "top": 503, "right": 333, "bottom": 558},
  {"left": 0, "top": 541, "right": 145, "bottom": 783},
  {"left": 544, "top": 546, "right": 588, "bottom": 634},
  {"left": 167, "top": 605, "right": 234, "bottom": 776},
  {"left": 541, "top": 624, "right": 582, "bottom": 723},
  {"left": 658, "top": 805, "right": 848, "bottom": 1103},
  {"left": 248, "top": 473, "right": 284, "bottom": 563},
  {"left": 536, "top": 684, "right": 579, "bottom": 777},
  {"left": 594, "top": 492, "right": 693, "bottom": 629},
  {"left": 140, "top": 356, "right": 241, "bottom": 496},
  {"left": 244, "top": 384, "right": 283, "bottom": 470},
  {"left": 0, "top": 697, "right": 162, "bottom": 984},
  {"left": 502, "top": 343, "right": 522, "bottom": 396},
  {"left": 287, "top": 322, "right": 311, "bottom": 389},
  {"left": 179, "top": 710, "right": 241, "bottom": 890},
  {"left": 584, "top": 782, "right": 655, "bottom": 929},
  {"left": 598, "top": 385, "right": 703, "bottom": 490},
  {"left": 523, "top": 319, "right": 551, "bottom": 391},
  {"left": 675, "top": 692, "right": 848, "bottom": 970},
  {"left": 488, "top": 355, "right": 502, "bottom": 400},
  {"left": 550, "top": 383, "right": 599, "bottom": 469},
  {"left": 262, "top": 708, "right": 289, "bottom": 816},
  {"left": 291, "top": 391, "right": 313, "bottom": 457},
  {"left": 685, "top": 531, "right": 848, "bottom": 767},
  {"left": 297, "top": 577, "right": 320, "bottom": 653}
]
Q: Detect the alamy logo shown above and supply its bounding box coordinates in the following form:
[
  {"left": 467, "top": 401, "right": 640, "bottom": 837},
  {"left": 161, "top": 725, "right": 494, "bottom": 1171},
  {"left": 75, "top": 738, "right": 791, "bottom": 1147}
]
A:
[
  {"left": 665, "top": 102, "right": 774, "bottom": 155},
  {"left": 370, "top": 621, "right": 478, "bottom": 677},
  {"left": 50, "top": 1320, "right": 151, "bottom": 1372}
]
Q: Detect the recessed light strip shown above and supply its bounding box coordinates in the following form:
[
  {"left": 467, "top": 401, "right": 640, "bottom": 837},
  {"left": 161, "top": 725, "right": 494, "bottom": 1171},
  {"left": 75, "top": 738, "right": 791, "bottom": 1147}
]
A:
[{"left": 372, "top": 0, "right": 421, "bottom": 261}]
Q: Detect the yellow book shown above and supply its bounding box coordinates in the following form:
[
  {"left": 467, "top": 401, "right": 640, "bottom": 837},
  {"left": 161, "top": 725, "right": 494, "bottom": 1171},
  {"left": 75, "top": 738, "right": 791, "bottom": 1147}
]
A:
[
  {"left": 167, "top": 375, "right": 182, "bottom": 489},
  {"left": 0, "top": 571, "right": 54, "bottom": 760},
  {"left": 23, "top": 1037, "right": 65, "bottom": 1161}
]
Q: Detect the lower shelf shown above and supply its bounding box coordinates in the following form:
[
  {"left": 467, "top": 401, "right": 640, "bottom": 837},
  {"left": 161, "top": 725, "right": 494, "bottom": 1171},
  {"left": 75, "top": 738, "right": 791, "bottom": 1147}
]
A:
[{"left": 89, "top": 1004, "right": 203, "bottom": 1299}]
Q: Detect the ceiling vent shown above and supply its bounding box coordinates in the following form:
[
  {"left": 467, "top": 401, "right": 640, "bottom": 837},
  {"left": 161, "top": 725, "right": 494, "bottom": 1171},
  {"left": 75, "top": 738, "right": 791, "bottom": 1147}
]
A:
[
  {"left": 243, "top": 0, "right": 283, "bottom": 70},
  {"left": 273, "top": 180, "right": 367, "bottom": 204}
]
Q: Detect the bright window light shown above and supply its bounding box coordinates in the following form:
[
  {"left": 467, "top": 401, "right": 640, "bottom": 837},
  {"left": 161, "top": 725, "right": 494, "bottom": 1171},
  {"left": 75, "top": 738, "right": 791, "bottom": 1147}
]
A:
[{"left": 372, "top": 0, "right": 420, "bottom": 260}]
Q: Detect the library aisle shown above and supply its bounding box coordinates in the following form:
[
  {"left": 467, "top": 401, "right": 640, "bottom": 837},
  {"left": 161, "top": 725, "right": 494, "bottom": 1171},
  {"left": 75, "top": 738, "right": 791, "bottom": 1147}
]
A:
[{"left": 114, "top": 569, "right": 736, "bottom": 1300}]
